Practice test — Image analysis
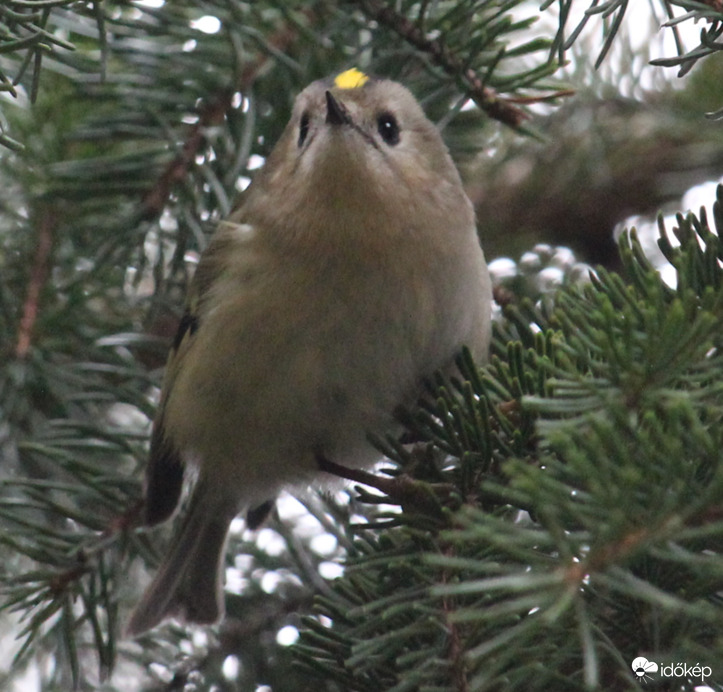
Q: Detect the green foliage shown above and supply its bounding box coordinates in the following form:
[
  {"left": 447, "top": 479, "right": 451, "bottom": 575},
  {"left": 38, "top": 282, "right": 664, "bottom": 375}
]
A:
[
  {"left": 651, "top": 1, "right": 723, "bottom": 90},
  {"left": 548, "top": 0, "right": 723, "bottom": 80},
  {"left": 1, "top": 2, "right": 723, "bottom": 691},
  {"left": 0, "top": 0, "right": 90, "bottom": 149},
  {"left": 0, "top": 2, "right": 566, "bottom": 688},
  {"left": 294, "top": 187, "right": 723, "bottom": 691}
]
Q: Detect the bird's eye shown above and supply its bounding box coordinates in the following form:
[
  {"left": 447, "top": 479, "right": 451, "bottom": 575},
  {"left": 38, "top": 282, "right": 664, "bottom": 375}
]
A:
[
  {"left": 377, "top": 112, "right": 400, "bottom": 146},
  {"left": 298, "top": 111, "right": 310, "bottom": 147}
]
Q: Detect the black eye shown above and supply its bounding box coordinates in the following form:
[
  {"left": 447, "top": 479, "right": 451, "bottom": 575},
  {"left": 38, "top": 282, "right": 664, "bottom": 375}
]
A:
[
  {"left": 377, "top": 112, "right": 400, "bottom": 146},
  {"left": 298, "top": 111, "right": 310, "bottom": 147}
]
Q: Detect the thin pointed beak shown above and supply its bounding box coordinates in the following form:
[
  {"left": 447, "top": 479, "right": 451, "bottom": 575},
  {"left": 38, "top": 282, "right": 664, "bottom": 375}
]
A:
[{"left": 325, "top": 91, "right": 351, "bottom": 126}]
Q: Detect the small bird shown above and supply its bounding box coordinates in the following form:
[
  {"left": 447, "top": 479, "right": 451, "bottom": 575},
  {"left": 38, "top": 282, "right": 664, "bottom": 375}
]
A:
[{"left": 126, "top": 68, "right": 491, "bottom": 635}]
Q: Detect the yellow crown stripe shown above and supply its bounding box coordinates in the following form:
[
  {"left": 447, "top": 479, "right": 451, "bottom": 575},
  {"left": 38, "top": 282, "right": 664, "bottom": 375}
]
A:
[{"left": 334, "top": 68, "right": 369, "bottom": 89}]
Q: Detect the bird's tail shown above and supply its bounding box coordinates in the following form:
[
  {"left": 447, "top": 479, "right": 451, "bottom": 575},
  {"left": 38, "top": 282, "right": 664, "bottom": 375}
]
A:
[{"left": 126, "top": 483, "right": 237, "bottom": 636}]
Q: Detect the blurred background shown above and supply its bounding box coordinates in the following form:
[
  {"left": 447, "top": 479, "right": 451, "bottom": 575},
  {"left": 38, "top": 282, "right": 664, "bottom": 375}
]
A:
[{"left": 0, "top": 1, "right": 722, "bottom": 690}]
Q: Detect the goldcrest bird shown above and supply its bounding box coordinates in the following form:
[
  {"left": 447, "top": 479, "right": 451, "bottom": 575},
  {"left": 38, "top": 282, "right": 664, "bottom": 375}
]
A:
[{"left": 127, "top": 68, "right": 491, "bottom": 635}]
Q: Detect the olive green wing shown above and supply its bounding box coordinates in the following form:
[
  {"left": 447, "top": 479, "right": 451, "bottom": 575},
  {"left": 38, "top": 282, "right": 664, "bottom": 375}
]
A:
[{"left": 142, "top": 230, "right": 232, "bottom": 526}]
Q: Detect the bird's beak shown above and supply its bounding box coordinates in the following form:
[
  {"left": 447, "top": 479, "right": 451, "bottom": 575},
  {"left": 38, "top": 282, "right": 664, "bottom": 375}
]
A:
[{"left": 325, "top": 91, "right": 351, "bottom": 126}]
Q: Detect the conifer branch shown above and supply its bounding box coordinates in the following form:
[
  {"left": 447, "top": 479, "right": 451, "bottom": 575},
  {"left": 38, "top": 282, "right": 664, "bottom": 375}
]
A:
[
  {"left": 352, "top": 0, "right": 533, "bottom": 128},
  {"left": 15, "top": 208, "right": 54, "bottom": 358},
  {"left": 140, "top": 90, "right": 234, "bottom": 221},
  {"left": 141, "top": 11, "right": 311, "bottom": 220}
]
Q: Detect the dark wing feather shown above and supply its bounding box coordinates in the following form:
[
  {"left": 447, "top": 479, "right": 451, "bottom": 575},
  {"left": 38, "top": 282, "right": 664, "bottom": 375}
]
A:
[
  {"left": 142, "top": 222, "right": 242, "bottom": 526},
  {"left": 246, "top": 500, "right": 274, "bottom": 529},
  {"left": 144, "top": 421, "right": 185, "bottom": 525},
  {"left": 143, "top": 308, "right": 199, "bottom": 525}
]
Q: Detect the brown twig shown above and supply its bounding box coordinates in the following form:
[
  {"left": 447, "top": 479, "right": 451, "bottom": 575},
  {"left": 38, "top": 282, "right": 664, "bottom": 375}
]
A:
[
  {"left": 439, "top": 539, "right": 470, "bottom": 692},
  {"left": 562, "top": 504, "right": 719, "bottom": 588},
  {"left": 316, "top": 453, "right": 459, "bottom": 521},
  {"left": 354, "top": 0, "right": 535, "bottom": 128},
  {"left": 140, "top": 90, "right": 234, "bottom": 220},
  {"left": 565, "top": 526, "right": 653, "bottom": 587},
  {"left": 140, "top": 15, "right": 308, "bottom": 220},
  {"left": 15, "top": 208, "right": 55, "bottom": 358},
  {"left": 507, "top": 89, "right": 576, "bottom": 104},
  {"left": 698, "top": 0, "right": 723, "bottom": 13}
]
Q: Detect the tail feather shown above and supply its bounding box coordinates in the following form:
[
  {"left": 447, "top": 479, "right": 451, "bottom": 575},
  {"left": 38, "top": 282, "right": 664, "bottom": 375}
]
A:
[{"left": 127, "top": 485, "right": 238, "bottom": 636}]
